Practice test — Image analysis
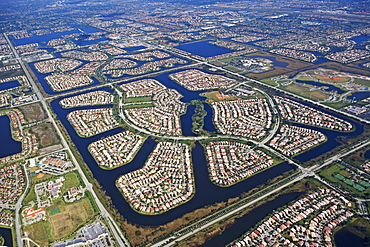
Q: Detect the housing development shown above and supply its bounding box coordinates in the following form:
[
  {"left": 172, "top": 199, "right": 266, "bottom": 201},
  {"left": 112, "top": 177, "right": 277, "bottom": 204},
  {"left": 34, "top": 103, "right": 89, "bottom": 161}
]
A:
[{"left": 0, "top": 0, "right": 370, "bottom": 246}]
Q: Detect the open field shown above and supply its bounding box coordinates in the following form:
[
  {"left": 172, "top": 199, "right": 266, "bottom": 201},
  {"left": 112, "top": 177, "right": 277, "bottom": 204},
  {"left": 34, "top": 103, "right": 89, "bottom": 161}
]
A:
[
  {"left": 49, "top": 198, "right": 95, "bottom": 239},
  {"left": 354, "top": 78, "right": 370, "bottom": 88},
  {"left": 125, "top": 96, "right": 152, "bottom": 103},
  {"left": 62, "top": 171, "right": 83, "bottom": 189},
  {"left": 23, "top": 221, "right": 50, "bottom": 246},
  {"left": 322, "top": 62, "right": 370, "bottom": 77},
  {"left": 343, "top": 146, "right": 370, "bottom": 167},
  {"left": 31, "top": 123, "right": 60, "bottom": 148},
  {"left": 312, "top": 75, "right": 351, "bottom": 83},
  {"left": 347, "top": 218, "right": 370, "bottom": 239},
  {"left": 201, "top": 91, "right": 239, "bottom": 102},
  {"left": 282, "top": 83, "right": 330, "bottom": 101},
  {"left": 123, "top": 103, "right": 154, "bottom": 109},
  {"left": 19, "top": 103, "right": 45, "bottom": 123},
  {"left": 322, "top": 101, "right": 351, "bottom": 109}
]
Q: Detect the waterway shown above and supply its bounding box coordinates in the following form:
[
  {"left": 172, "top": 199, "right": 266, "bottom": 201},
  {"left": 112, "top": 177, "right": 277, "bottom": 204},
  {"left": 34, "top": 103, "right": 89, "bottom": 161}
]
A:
[
  {"left": 349, "top": 35, "right": 370, "bottom": 44},
  {"left": 9, "top": 24, "right": 102, "bottom": 47},
  {"left": 203, "top": 103, "right": 217, "bottom": 133},
  {"left": 201, "top": 192, "right": 303, "bottom": 247},
  {"left": 0, "top": 115, "right": 22, "bottom": 159},
  {"left": 286, "top": 98, "right": 364, "bottom": 163},
  {"left": 295, "top": 79, "right": 346, "bottom": 94},
  {"left": 334, "top": 227, "right": 364, "bottom": 247},
  {"left": 364, "top": 149, "right": 370, "bottom": 159},
  {"left": 51, "top": 86, "right": 295, "bottom": 225},
  {"left": 0, "top": 227, "right": 13, "bottom": 247},
  {"left": 347, "top": 91, "right": 370, "bottom": 101},
  {"left": 181, "top": 105, "right": 197, "bottom": 136},
  {"left": 175, "top": 40, "right": 233, "bottom": 58},
  {"left": 124, "top": 46, "right": 147, "bottom": 52},
  {"left": 0, "top": 80, "right": 21, "bottom": 91},
  {"left": 50, "top": 71, "right": 365, "bottom": 225}
]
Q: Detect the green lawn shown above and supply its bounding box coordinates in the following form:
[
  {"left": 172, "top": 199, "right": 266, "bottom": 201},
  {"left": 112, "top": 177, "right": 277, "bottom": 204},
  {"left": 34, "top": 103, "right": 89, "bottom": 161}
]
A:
[
  {"left": 125, "top": 96, "right": 152, "bottom": 103},
  {"left": 123, "top": 103, "right": 154, "bottom": 109},
  {"left": 354, "top": 78, "right": 370, "bottom": 88},
  {"left": 319, "top": 164, "right": 370, "bottom": 198}
]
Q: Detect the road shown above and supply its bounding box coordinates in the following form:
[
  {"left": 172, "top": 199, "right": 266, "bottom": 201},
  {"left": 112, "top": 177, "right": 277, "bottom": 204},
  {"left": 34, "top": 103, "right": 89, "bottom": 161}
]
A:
[{"left": 4, "top": 33, "right": 130, "bottom": 247}]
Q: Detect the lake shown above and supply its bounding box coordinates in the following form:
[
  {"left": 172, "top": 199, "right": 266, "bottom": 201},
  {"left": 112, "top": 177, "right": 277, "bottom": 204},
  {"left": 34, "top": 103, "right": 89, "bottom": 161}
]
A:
[
  {"left": 0, "top": 115, "right": 22, "bottom": 159},
  {"left": 175, "top": 40, "right": 233, "bottom": 58},
  {"left": 0, "top": 227, "right": 13, "bottom": 247},
  {"left": 348, "top": 92, "right": 370, "bottom": 101},
  {"left": 0, "top": 80, "right": 21, "bottom": 91},
  {"left": 334, "top": 227, "right": 364, "bottom": 247}
]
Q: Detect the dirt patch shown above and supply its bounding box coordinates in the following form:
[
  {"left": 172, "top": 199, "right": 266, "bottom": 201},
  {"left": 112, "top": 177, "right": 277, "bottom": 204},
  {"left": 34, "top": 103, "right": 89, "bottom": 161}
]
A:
[
  {"left": 19, "top": 103, "right": 45, "bottom": 123},
  {"left": 31, "top": 123, "right": 59, "bottom": 148}
]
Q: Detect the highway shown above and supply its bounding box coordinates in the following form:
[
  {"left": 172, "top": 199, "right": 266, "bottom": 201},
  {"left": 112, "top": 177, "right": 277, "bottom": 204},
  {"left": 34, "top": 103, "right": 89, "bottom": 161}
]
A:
[
  {"left": 152, "top": 173, "right": 307, "bottom": 247},
  {"left": 4, "top": 33, "right": 131, "bottom": 247}
]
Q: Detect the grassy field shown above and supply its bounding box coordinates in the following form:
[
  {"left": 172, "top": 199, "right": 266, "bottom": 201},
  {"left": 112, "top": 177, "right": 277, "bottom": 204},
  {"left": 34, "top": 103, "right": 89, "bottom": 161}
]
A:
[
  {"left": 123, "top": 103, "right": 154, "bottom": 109},
  {"left": 23, "top": 221, "right": 51, "bottom": 246},
  {"left": 23, "top": 186, "right": 37, "bottom": 205},
  {"left": 322, "top": 62, "right": 370, "bottom": 77},
  {"left": 282, "top": 83, "right": 330, "bottom": 101},
  {"left": 312, "top": 75, "right": 351, "bottom": 83},
  {"left": 219, "top": 56, "right": 242, "bottom": 63},
  {"left": 322, "top": 101, "right": 351, "bottom": 109},
  {"left": 125, "top": 96, "right": 152, "bottom": 103},
  {"left": 62, "top": 171, "right": 82, "bottom": 190},
  {"left": 19, "top": 103, "right": 45, "bottom": 123},
  {"left": 260, "top": 78, "right": 280, "bottom": 86},
  {"left": 294, "top": 75, "right": 313, "bottom": 81},
  {"left": 201, "top": 91, "right": 239, "bottom": 102},
  {"left": 343, "top": 146, "right": 370, "bottom": 167},
  {"left": 354, "top": 78, "right": 370, "bottom": 88},
  {"left": 347, "top": 218, "right": 370, "bottom": 239},
  {"left": 49, "top": 198, "right": 95, "bottom": 239},
  {"left": 31, "top": 123, "right": 60, "bottom": 149},
  {"left": 224, "top": 65, "right": 243, "bottom": 73}
]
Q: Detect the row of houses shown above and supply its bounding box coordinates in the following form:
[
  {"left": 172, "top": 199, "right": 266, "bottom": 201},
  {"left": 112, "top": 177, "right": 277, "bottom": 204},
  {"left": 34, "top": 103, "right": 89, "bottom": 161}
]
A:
[
  {"left": 212, "top": 98, "right": 272, "bottom": 139},
  {"left": 275, "top": 96, "right": 353, "bottom": 131},
  {"left": 59, "top": 90, "right": 114, "bottom": 108},
  {"left": 67, "top": 108, "right": 119, "bottom": 137},
  {"left": 269, "top": 125, "right": 326, "bottom": 156},
  {"left": 206, "top": 141, "right": 274, "bottom": 186},
  {"left": 89, "top": 131, "right": 144, "bottom": 168},
  {"left": 230, "top": 189, "right": 353, "bottom": 247},
  {"left": 116, "top": 142, "right": 194, "bottom": 214},
  {"left": 169, "top": 69, "right": 237, "bottom": 91}
]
